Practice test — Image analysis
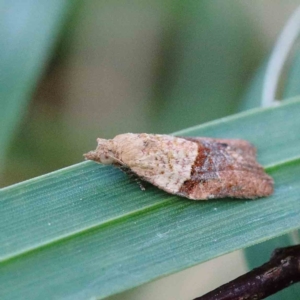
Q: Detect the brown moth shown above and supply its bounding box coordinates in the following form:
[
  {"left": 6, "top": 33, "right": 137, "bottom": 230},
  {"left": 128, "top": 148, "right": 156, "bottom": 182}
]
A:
[{"left": 84, "top": 133, "right": 274, "bottom": 200}]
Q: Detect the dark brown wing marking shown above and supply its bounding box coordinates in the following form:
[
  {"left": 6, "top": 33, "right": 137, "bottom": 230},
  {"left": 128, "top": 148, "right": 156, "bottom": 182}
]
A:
[{"left": 178, "top": 137, "right": 273, "bottom": 199}]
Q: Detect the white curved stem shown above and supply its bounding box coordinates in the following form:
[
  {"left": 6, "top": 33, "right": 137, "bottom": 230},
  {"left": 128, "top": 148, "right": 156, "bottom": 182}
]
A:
[{"left": 262, "top": 6, "right": 300, "bottom": 107}]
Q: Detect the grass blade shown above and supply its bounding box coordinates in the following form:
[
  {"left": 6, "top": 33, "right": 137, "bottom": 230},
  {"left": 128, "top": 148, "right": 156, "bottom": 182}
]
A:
[
  {"left": 0, "top": 0, "right": 73, "bottom": 172},
  {"left": 1, "top": 97, "right": 300, "bottom": 299}
]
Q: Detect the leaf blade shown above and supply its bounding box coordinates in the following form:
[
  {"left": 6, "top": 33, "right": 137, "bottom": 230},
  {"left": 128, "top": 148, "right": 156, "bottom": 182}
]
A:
[
  {"left": 0, "top": 0, "right": 73, "bottom": 172},
  {"left": 1, "top": 97, "right": 300, "bottom": 299}
]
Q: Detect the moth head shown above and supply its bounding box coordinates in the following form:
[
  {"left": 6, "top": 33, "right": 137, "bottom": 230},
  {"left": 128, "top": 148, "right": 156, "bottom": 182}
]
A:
[{"left": 84, "top": 138, "right": 116, "bottom": 164}]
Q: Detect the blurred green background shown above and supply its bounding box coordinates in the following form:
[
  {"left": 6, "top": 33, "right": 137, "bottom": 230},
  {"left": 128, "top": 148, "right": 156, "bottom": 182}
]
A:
[
  {"left": 1, "top": 1, "right": 300, "bottom": 299},
  {"left": 4, "top": 0, "right": 298, "bottom": 187}
]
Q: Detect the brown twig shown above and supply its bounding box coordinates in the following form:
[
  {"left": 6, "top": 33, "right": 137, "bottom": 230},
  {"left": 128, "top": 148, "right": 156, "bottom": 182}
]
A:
[{"left": 194, "top": 245, "right": 300, "bottom": 300}]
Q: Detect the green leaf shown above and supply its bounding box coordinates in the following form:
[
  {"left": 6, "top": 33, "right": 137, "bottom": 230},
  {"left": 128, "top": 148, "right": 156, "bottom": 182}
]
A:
[
  {"left": 242, "top": 39, "right": 300, "bottom": 300},
  {"left": 284, "top": 46, "right": 300, "bottom": 98},
  {"left": 0, "top": 0, "right": 73, "bottom": 172},
  {"left": 239, "top": 60, "right": 268, "bottom": 111},
  {"left": 150, "top": 0, "right": 263, "bottom": 132},
  {"left": 1, "top": 97, "right": 300, "bottom": 300}
]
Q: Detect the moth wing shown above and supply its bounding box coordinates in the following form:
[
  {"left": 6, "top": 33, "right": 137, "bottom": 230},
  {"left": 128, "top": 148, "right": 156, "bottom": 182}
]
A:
[
  {"left": 129, "top": 136, "right": 199, "bottom": 195},
  {"left": 177, "top": 137, "right": 273, "bottom": 200},
  {"left": 179, "top": 168, "right": 274, "bottom": 200},
  {"left": 128, "top": 136, "right": 273, "bottom": 200},
  {"left": 181, "top": 137, "right": 257, "bottom": 158},
  {"left": 130, "top": 161, "right": 195, "bottom": 196}
]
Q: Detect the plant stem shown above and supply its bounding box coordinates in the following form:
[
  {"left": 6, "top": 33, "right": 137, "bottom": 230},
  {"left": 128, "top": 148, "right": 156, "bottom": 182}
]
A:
[{"left": 194, "top": 245, "right": 300, "bottom": 300}]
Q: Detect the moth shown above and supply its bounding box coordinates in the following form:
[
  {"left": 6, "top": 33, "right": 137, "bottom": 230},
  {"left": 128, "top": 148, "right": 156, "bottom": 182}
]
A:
[{"left": 84, "top": 133, "right": 274, "bottom": 200}]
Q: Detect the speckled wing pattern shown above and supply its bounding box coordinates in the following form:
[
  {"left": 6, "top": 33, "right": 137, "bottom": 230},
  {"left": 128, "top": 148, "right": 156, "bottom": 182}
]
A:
[
  {"left": 84, "top": 133, "right": 274, "bottom": 200},
  {"left": 175, "top": 137, "right": 274, "bottom": 200}
]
